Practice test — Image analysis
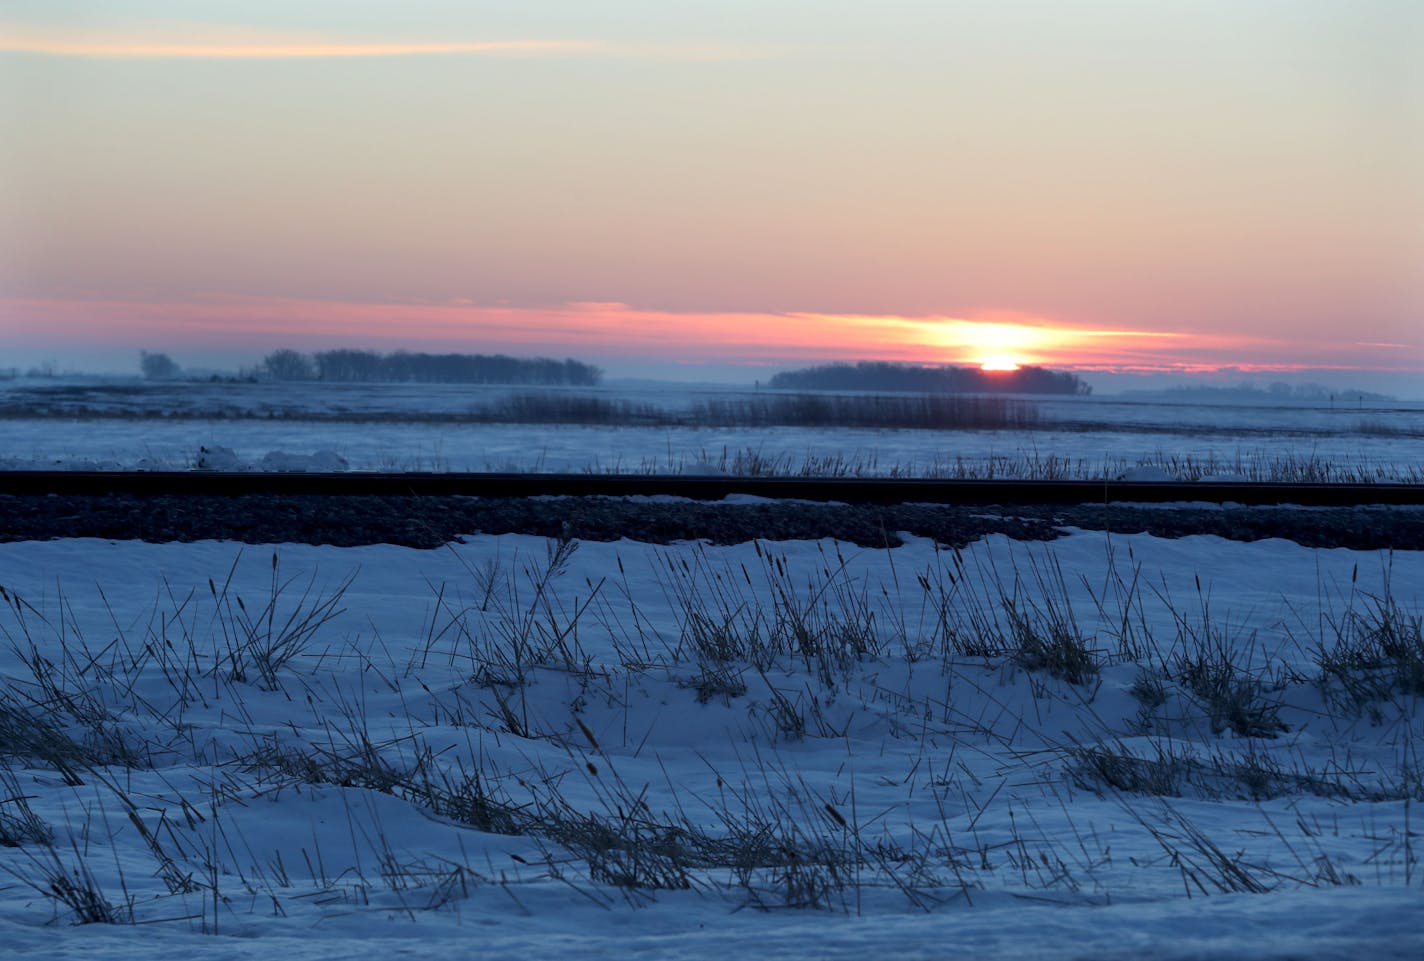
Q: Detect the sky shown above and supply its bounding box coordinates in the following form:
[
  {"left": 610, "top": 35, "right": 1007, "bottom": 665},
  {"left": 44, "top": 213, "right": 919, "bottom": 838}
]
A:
[{"left": 1, "top": 1, "right": 1421, "bottom": 391}]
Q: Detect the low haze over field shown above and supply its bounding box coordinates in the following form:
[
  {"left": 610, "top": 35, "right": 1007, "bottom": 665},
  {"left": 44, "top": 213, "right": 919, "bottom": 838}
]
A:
[{"left": 1, "top": 2, "right": 1420, "bottom": 392}]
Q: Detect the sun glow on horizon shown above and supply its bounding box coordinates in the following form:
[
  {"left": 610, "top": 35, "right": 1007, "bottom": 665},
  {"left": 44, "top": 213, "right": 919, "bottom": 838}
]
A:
[
  {"left": 4, "top": 296, "right": 1418, "bottom": 381},
  {"left": 979, "top": 355, "right": 1023, "bottom": 372},
  {"left": 919, "top": 319, "right": 1049, "bottom": 371}
]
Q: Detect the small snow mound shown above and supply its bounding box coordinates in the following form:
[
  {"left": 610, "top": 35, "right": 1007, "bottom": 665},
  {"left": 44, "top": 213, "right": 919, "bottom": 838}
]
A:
[
  {"left": 258, "top": 449, "right": 350, "bottom": 472},
  {"left": 307, "top": 449, "right": 350, "bottom": 472},
  {"left": 1199, "top": 472, "right": 1251, "bottom": 483},
  {"left": 721, "top": 493, "right": 776, "bottom": 504},
  {"left": 1115, "top": 465, "right": 1173, "bottom": 482},
  {"left": 196, "top": 445, "right": 246, "bottom": 471}
]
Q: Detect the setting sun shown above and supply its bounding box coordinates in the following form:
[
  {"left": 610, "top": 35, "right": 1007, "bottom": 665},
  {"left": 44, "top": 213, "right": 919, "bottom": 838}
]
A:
[
  {"left": 979, "top": 356, "right": 1023, "bottom": 372},
  {"left": 921, "top": 319, "right": 1049, "bottom": 371}
]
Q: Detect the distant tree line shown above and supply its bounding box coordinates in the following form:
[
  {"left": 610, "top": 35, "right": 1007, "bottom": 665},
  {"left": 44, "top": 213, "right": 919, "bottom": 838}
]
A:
[
  {"left": 259, "top": 349, "right": 602, "bottom": 386},
  {"left": 767, "top": 362, "right": 1091, "bottom": 395}
]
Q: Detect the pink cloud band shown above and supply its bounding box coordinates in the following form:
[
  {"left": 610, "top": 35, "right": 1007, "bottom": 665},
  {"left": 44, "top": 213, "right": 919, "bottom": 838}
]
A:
[{"left": 3, "top": 295, "right": 1415, "bottom": 374}]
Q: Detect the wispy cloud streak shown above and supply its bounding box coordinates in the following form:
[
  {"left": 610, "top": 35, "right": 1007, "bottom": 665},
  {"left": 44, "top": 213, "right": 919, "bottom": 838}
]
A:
[{"left": 0, "top": 25, "right": 596, "bottom": 59}]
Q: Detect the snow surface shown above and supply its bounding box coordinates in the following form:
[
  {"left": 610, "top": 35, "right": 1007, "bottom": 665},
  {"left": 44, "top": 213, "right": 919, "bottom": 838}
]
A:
[
  {"left": 1, "top": 379, "right": 1421, "bottom": 478},
  {"left": 1, "top": 527, "right": 1422, "bottom": 959}
]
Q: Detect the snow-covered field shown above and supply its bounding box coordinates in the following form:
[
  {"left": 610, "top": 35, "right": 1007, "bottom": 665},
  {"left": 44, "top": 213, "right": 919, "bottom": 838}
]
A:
[
  {"left": 14, "top": 417, "right": 1424, "bottom": 481},
  {"left": 2, "top": 377, "right": 1422, "bottom": 480},
  {"left": 2, "top": 527, "right": 1422, "bottom": 959},
  {"left": 2, "top": 379, "right": 1422, "bottom": 956}
]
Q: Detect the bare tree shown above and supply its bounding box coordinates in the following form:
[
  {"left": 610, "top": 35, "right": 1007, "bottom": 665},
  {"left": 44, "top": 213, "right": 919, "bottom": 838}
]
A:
[
  {"left": 140, "top": 351, "right": 181, "bottom": 380},
  {"left": 262, "top": 349, "right": 317, "bottom": 380}
]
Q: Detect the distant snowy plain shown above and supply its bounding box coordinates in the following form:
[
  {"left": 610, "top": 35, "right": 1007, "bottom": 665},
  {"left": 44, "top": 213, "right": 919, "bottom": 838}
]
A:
[
  {"left": 2, "top": 378, "right": 1421, "bottom": 478},
  {"left": 1, "top": 379, "right": 1422, "bottom": 959}
]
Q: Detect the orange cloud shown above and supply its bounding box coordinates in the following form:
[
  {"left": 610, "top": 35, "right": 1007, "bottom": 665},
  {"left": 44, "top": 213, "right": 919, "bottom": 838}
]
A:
[{"left": 0, "top": 23, "right": 767, "bottom": 61}]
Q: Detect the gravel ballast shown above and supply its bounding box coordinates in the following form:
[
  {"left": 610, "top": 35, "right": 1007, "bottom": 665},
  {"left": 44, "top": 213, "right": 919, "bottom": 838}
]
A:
[{"left": 3, "top": 493, "right": 1423, "bottom": 551}]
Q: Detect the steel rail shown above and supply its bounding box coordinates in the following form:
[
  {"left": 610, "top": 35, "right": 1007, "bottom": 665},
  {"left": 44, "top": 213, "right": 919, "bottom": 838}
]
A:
[{"left": 3, "top": 471, "right": 1423, "bottom": 506}]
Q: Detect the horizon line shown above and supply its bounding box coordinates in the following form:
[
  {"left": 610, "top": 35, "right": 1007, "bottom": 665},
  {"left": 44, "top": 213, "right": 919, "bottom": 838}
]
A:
[{"left": 4, "top": 295, "right": 1420, "bottom": 378}]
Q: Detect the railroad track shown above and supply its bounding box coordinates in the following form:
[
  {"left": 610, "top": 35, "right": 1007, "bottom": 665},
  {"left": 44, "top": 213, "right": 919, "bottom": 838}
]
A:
[{"left": 4, "top": 470, "right": 1424, "bottom": 506}]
